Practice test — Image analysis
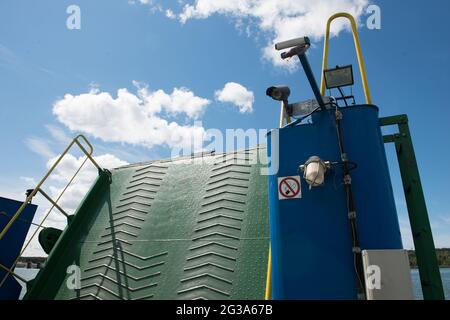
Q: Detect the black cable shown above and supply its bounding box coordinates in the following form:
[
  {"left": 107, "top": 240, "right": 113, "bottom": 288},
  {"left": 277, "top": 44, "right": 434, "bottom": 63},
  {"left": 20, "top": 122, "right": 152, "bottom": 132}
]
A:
[
  {"left": 322, "top": 98, "right": 366, "bottom": 298},
  {"left": 290, "top": 97, "right": 366, "bottom": 298},
  {"left": 285, "top": 106, "right": 321, "bottom": 128},
  {"left": 338, "top": 87, "right": 349, "bottom": 107},
  {"left": 333, "top": 104, "right": 367, "bottom": 300},
  {"left": 331, "top": 161, "right": 358, "bottom": 171}
]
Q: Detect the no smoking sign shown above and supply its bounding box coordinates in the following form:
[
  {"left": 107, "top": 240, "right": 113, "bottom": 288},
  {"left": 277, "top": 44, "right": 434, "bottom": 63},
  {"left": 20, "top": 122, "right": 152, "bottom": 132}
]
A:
[{"left": 278, "top": 176, "right": 302, "bottom": 200}]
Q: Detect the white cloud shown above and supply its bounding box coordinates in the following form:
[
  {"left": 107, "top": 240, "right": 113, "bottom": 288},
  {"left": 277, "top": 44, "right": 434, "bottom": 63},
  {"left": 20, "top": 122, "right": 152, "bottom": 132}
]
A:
[
  {"left": 166, "top": 9, "right": 176, "bottom": 19},
  {"left": 25, "top": 125, "right": 73, "bottom": 159},
  {"left": 0, "top": 43, "right": 20, "bottom": 66},
  {"left": 128, "top": 0, "right": 150, "bottom": 5},
  {"left": 52, "top": 83, "right": 209, "bottom": 151},
  {"left": 439, "top": 215, "right": 450, "bottom": 225},
  {"left": 161, "top": 0, "right": 369, "bottom": 69},
  {"left": 45, "top": 124, "right": 71, "bottom": 144},
  {"left": 215, "top": 82, "right": 254, "bottom": 113},
  {"left": 19, "top": 176, "right": 37, "bottom": 186},
  {"left": 128, "top": 0, "right": 164, "bottom": 14},
  {"left": 133, "top": 81, "right": 210, "bottom": 118},
  {"left": 46, "top": 153, "right": 128, "bottom": 213},
  {"left": 25, "top": 137, "right": 55, "bottom": 159}
]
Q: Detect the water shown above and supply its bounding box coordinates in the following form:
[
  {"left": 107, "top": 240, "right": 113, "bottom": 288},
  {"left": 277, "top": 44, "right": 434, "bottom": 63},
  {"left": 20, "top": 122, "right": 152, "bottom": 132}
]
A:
[
  {"left": 14, "top": 268, "right": 40, "bottom": 300},
  {"left": 411, "top": 268, "right": 450, "bottom": 300},
  {"left": 12, "top": 267, "right": 450, "bottom": 300}
]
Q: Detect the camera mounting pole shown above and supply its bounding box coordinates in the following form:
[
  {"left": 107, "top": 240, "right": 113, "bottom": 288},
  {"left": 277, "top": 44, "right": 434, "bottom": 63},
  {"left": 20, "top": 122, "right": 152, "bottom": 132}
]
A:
[{"left": 276, "top": 37, "right": 326, "bottom": 111}]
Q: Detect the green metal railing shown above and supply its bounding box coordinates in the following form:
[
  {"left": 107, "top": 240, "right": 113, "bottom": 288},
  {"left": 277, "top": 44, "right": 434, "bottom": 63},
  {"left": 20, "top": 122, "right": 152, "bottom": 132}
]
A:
[{"left": 381, "top": 115, "right": 445, "bottom": 300}]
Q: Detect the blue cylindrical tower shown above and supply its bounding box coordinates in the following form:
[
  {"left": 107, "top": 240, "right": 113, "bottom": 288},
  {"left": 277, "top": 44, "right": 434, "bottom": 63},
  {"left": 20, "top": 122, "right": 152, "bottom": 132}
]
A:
[{"left": 267, "top": 105, "right": 402, "bottom": 300}]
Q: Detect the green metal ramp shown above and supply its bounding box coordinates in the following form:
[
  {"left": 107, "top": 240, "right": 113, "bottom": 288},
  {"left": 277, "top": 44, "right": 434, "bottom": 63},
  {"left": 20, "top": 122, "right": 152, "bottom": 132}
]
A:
[{"left": 25, "top": 147, "right": 270, "bottom": 300}]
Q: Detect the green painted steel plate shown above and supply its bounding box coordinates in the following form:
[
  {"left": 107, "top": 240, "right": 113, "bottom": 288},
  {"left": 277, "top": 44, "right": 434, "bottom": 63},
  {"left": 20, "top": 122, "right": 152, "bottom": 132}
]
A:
[{"left": 25, "top": 147, "right": 270, "bottom": 300}]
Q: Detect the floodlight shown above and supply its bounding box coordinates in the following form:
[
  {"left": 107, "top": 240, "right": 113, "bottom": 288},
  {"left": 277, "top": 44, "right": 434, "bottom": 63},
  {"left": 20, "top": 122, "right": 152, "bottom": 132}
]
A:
[{"left": 324, "top": 65, "right": 354, "bottom": 89}]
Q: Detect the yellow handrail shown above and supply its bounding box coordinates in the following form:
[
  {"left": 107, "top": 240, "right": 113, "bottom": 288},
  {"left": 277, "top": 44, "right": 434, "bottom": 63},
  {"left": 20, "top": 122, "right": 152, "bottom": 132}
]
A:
[
  {"left": 320, "top": 12, "right": 372, "bottom": 105},
  {"left": 0, "top": 135, "right": 100, "bottom": 241},
  {"left": 0, "top": 135, "right": 103, "bottom": 288},
  {"left": 264, "top": 247, "right": 272, "bottom": 300}
]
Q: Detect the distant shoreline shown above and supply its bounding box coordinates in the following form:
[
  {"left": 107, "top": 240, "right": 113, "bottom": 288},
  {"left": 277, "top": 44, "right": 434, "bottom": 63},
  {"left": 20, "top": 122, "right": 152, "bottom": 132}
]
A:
[
  {"left": 410, "top": 266, "right": 450, "bottom": 269},
  {"left": 16, "top": 266, "right": 450, "bottom": 271},
  {"left": 408, "top": 249, "right": 450, "bottom": 268},
  {"left": 17, "top": 248, "right": 450, "bottom": 269}
]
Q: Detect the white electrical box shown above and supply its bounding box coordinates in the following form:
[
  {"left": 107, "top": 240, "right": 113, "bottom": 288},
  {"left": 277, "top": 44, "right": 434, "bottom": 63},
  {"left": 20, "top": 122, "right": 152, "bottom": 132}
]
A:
[{"left": 362, "top": 249, "right": 415, "bottom": 300}]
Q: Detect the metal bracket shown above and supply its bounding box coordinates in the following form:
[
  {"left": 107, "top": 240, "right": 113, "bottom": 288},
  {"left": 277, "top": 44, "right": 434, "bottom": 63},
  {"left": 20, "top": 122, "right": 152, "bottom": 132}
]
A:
[
  {"left": 343, "top": 174, "right": 352, "bottom": 185},
  {"left": 352, "top": 247, "right": 362, "bottom": 254}
]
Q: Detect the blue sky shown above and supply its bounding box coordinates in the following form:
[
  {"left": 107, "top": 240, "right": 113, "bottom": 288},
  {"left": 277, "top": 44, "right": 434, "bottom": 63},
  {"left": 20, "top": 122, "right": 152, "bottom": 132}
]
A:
[{"left": 0, "top": 0, "right": 449, "bottom": 251}]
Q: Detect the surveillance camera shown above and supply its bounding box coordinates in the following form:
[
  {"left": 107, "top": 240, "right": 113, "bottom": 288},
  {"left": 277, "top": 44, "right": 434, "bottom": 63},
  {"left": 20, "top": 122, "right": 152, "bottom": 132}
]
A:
[
  {"left": 266, "top": 86, "right": 291, "bottom": 102},
  {"left": 275, "top": 36, "right": 310, "bottom": 51}
]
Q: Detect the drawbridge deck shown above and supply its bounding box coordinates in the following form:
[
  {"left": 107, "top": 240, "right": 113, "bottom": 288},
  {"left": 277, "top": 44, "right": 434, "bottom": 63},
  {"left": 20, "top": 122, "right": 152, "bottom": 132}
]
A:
[{"left": 25, "top": 147, "right": 269, "bottom": 300}]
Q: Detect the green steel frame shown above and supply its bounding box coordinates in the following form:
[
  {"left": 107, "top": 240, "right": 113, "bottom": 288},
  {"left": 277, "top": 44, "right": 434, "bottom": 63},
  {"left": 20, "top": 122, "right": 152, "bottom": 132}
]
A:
[{"left": 380, "top": 114, "right": 445, "bottom": 300}]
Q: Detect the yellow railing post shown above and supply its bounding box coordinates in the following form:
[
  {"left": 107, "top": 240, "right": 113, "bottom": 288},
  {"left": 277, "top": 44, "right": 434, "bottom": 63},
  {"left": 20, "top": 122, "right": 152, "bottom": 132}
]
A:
[
  {"left": 265, "top": 247, "right": 272, "bottom": 300},
  {"left": 320, "top": 12, "right": 373, "bottom": 105},
  {"left": 0, "top": 263, "right": 27, "bottom": 283}
]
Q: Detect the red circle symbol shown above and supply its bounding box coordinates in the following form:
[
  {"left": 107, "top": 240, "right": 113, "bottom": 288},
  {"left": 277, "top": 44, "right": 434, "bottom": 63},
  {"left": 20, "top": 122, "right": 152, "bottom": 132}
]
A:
[{"left": 279, "top": 177, "right": 300, "bottom": 198}]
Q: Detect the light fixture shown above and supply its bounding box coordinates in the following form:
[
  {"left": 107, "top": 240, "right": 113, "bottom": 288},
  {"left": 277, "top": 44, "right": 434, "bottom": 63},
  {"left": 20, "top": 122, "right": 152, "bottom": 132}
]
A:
[
  {"left": 324, "top": 65, "right": 354, "bottom": 89},
  {"left": 299, "top": 156, "right": 331, "bottom": 189}
]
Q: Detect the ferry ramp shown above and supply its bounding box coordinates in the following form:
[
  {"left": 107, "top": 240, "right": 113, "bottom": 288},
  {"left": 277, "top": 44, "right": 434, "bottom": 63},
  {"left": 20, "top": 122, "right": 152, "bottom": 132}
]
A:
[{"left": 24, "top": 147, "right": 270, "bottom": 300}]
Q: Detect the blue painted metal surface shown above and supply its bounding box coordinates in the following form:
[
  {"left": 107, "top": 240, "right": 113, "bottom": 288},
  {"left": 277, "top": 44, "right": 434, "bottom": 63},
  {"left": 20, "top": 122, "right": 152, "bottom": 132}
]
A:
[
  {"left": 267, "top": 105, "right": 403, "bottom": 300},
  {"left": 0, "top": 197, "right": 38, "bottom": 300}
]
